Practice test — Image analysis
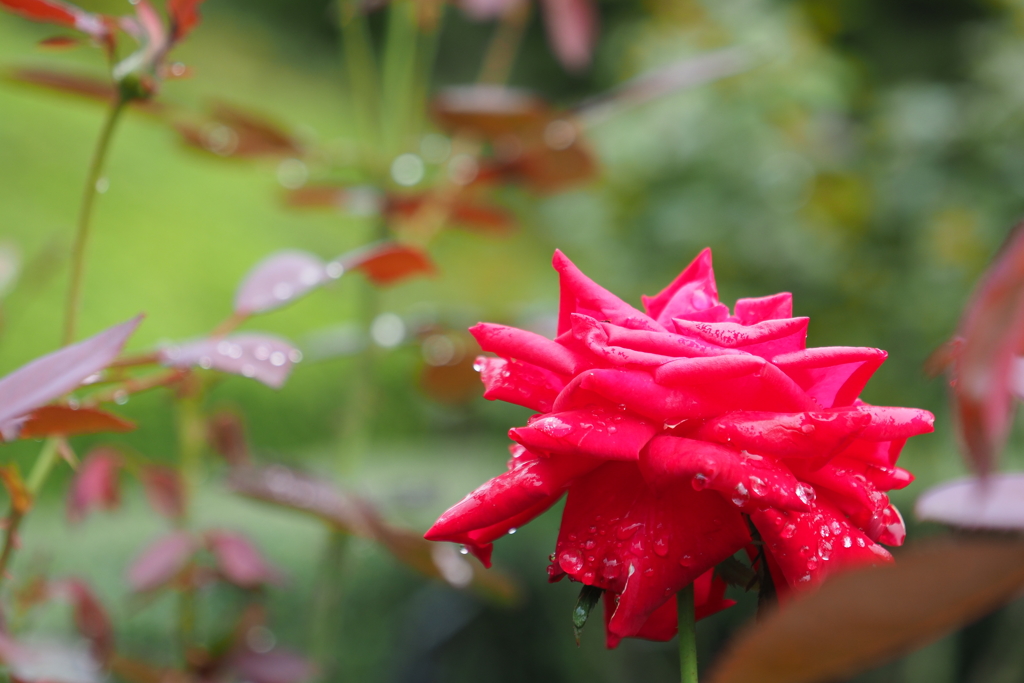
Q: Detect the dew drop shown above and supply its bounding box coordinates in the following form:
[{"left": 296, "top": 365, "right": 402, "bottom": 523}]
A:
[
  {"left": 269, "top": 351, "right": 287, "bottom": 367},
  {"left": 749, "top": 476, "right": 766, "bottom": 497},
  {"left": 559, "top": 549, "right": 584, "bottom": 574},
  {"left": 459, "top": 546, "right": 469, "bottom": 555},
  {"left": 653, "top": 537, "right": 669, "bottom": 557},
  {"left": 254, "top": 345, "right": 270, "bottom": 361},
  {"left": 692, "top": 473, "right": 709, "bottom": 491},
  {"left": 273, "top": 282, "right": 293, "bottom": 301},
  {"left": 796, "top": 483, "right": 816, "bottom": 506},
  {"left": 508, "top": 527, "right": 517, "bottom": 535},
  {"left": 679, "top": 554, "right": 694, "bottom": 567},
  {"left": 780, "top": 524, "right": 796, "bottom": 539},
  {"left": 842, "top": 535, "right": 852, "bottom": 548},
  {"left": 584, "top": 539, "right": 596, "bottom": 550}
]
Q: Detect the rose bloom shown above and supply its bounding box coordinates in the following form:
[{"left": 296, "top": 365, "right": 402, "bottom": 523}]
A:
[{"left": 425, "top": 249, "right": 933, "bottom": 647}]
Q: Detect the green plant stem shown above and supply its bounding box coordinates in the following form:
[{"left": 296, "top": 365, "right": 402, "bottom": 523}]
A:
[
  {"left": 339, "top": 0, "right": 381, "bottom": 171},
  {"left": 678, "top": 583, "right": 699, "bottom": 683},
  {"left": 63, "top": 95, "right": 128, "bottom": 347},
  {"left": 380, "top": 0, "right": 420, "bottom": 157}
]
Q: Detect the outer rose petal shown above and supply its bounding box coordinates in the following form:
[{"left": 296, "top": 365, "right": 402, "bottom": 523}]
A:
[
  {"left": 694, "top": 409, "right": 872, "bottom": 465},
  {"left": 510, "top": 407, "right": 658, "bottom": 460},
  {"left": 476, "top": 356, "right": 566, "bottom": 412},
  {"left": 734, "top": 293, "right": 793, "bottom": 324},
  {"left": 553, "top": 250, "right": 665, "bottom": 335},
  {"left": 641, "top": 436, "right": 811, "bottom": 513},
  {"left": 854, "top": 405, "right": 935, "bottom": 440},
  {"left": 556, "top": 367, "right": 816, "bottom": 420},
  {"left": 672, "top": 318, "right": 809, "bottom": 358},
  {"left": 552, "top": 462, "right": 748, "bottom": 639},
  {"left": 751, "top": 496, "right": 891, "bottom": 590},
  {"left": 676, "top": 303, "right": 731, "bottom": 323},
  {"left": 456, "top": 493, "right": 564, "bottom": 566},
  {"left": 602, "top": 569, "right": 733, "bottom": 648},
  {"left": 470, "top": 322, "right": 587, "bottom": 375},
  {"left": 772, "top": 347, "right": 886, "bottom": 408},
  {"left": 641, "top": 248, "right": 720, "bottom": 327},
  {"left": 425, "top": 450, "right": 597, "bottom": 545}
]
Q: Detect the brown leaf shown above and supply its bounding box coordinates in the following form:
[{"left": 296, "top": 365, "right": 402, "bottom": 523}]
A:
[
  {"left": 708, "top": 538, "right": 1024, "bottom": 683},
  {"left": 431, "top": 86, "right": 550, "bottom": 140},
  {"left": 19, "top": 405, "right": 134, "bottom": 439}
]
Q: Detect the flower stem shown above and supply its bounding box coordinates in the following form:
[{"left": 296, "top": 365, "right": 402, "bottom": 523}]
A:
[
  {"left": 678, "top": 583, "right": 698, "bottom": 683},
  {"left": 63, "top": 95, "right": 128, "bottom": 347},
  {"left": 477, "top": 2, "right": 530, "bottom": 85}
]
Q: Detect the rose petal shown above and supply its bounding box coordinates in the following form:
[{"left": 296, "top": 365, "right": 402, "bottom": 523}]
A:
[
  {"left": 470, "top": 322, "right": 586, "bottom": 376},
  {"left": 570, "top": 314, "right": 677, "bottom": 367},
  {"left": 733, "top": 293, "right": 793, "bottom": 325},
  {"left": 553, "top": 250, "right": 664, "bottom": 335},
  {"left": 772, "top": 347, "right": 887, "bottom": 408},
  {"left": 510, "top": 407, "right": 658, "bottom": 460},
  {"left": 672, "top": 318, "right": 809, "bottom": 358},
  {"left": 751, "top": 497, "right": 892, "bottom": 591},
  {"left": 641, "top": 248, "right": 719, "bottom": 326},
  {"left": 641, "top": 435, "right": 811, "bottom": 512},
  {"left": 475, "top": 356, "right": 566, "bottom": 412}
]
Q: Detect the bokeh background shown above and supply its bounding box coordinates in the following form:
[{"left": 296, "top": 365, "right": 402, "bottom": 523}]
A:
[{"left": 3, "top": 0, "right": 1024, "bottom": 680}]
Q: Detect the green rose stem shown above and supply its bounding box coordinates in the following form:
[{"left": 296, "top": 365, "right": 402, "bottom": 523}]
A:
[
  {"left": 678, "top": 583, "right": 699, "bottom": 683},
  {"left": 63, "top": 93, "right": 130, "bottom": 347},
  {"left": 339, "top": 0, "right": 380, "bottom": 172}
]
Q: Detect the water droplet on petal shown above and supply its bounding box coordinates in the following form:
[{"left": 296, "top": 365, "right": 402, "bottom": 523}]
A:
[
  {"left": 507, "top": 527, "right": 517, "bottom": 535},
  {"left": 653, "top": 537, "right": 669, "bottom": 557},
  {"left": 796, "top": 483, "right": 816, "bottom": 506},
  {"left": 459, "top": 545, "right": 469, "bottom": 555},
  {"left": 692, "top": 473, "right": 709, "bottom": 491},
  {"left": 780, "top": 524, "right": 796, "bottom": 539},
  {"left": 559, "top": 549, "right": 584, "bottom": 574}
]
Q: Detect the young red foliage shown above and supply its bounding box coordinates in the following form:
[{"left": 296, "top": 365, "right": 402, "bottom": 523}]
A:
[
  {"left": 19, "top": 405, "right": 135, "bottom": 439},
  {"left": 66, "top": 447, "right": 123, "bottom": 523},
  {"left": 343, "top": 243, "right": 436, "bottom": 286}
]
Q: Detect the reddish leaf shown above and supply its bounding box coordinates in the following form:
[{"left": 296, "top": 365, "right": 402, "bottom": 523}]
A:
[
  {"left": 0, "top": 0, "right": 108, "bottom": 39},
  {"left": 19, "top": 405, "right": 134, "bottom": 439},
  {"left": 951, "top": 224, "right": 1024, "bottom": 474},
  {"left": 167, "top": 0, "right": 204, "bottom": 43},
  {"left": 176, "top": 103, "right": 300, "bottom": 158},
  {"left": 234, "top": 251, "right": 330, "bottom": 316},
  {"left": 538, "top": 0, "right": 598, "bottom": 72},
  {"left": 339, "top": 243, "right": 435, "bottom": 286},
  {"left": 5, "top": 66, "right": 117, "bottom": 102},
  {"left": 127, "top": 531, "right": 197, "bottom": 593},
  {"left": 386, "top": 195, "right": 515, "bottom": 235},
  {"left": 457, "top": 0, "right": 521, "bottom": 20},
  {"left": 0, "top": 633, "right": 103, "bottom": 683},
  {"left": 432, "top": 86, "right": 550, "bottom": 139},
  {"left": 230, "top": 649, "right": 316, "bottom": 683},
  {"left": 708, "top": 538, "right": 1024, "bottom": 683},
  {"left": 207, "top": 411, "right": 251, "bottom": 466},
  {"left": 226, "top": 465, "right": 518, "bottom": 603},
  {"left": 916, "top": 474, "right": 1024, "bottom": 531},
  {"left": 205, "top": 530, "right": 283, "bottom": 589},
  {"left": 139, "top": 465, "right": 184, "bottom": 520},
  {"left": 38, "top": 35, "right": 81, "bottom": 49},
  {"left": 159, "top": 333, "right": 301, "bottom": 389},
  {"left": 66, "top": 448, "right": 122, "bottom": 523},
  {"left": 47, "top": 579, "right": 114, "bottom": 665},
  {"left": 495, "top": 142, "right": 598, "bottom": 193},
  {"left": 0, "top": 464, "right": 32, "bottom": 514},
  {"left": 0, "top": 316, "right": 140, "bottom": 427}
]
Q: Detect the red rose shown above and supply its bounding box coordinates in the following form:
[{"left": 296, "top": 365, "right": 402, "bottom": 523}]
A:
[{"left": 425, "top": 249, "right": 933, "bottom": 647}]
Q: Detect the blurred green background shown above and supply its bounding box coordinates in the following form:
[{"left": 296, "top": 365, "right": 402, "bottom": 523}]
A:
[{"left": 3, "top": 0, "right": 1024, "bottom": 680}]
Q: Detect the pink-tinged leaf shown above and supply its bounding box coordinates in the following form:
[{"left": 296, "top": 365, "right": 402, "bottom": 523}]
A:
[
  {"left": 47, "top": 579, "right": 114, "bottom": 665},
  {"left": 139, "top": 465, "right": 184, "bottom": 520},
  {"left": 234, "top": 251, "right": 330, "bottom": 316},
  {"left": 0, "top": 316, "right": 140, "bottom": 427},
  {"left": 66, "top": 447, "right": 122, "bottom": 523},
  {"left": 0, "top": 0, "right": 108, "bottom": 39},
  {"left": 159, "top": 333, "right": 300, "bottom": 389},
  {"left": 457, "top": 0, "right": 522, "bottom": 20},
  {"left": 708, "top": 538, "right": 1024, "bottom": 683},
  {"left": 916, "top": 474, "right": 1024, "bottom": 531},
  {"left": 0, "top": 633, "right": 103, "bottom": 683},
  {"left": 952, "top": 224, "right": 1024, "bottom": 474},
  {"left": 127, "top": 531, "right": 197, "bottom": 593},
  {"left": 538, "top": 0, "right": 597, "bottom": 72},
  {"left": 339, "top": 243, "right": 436, "bottom": 286},
  {"left": 167, "top": 0, "right": 204, "bottom": 43},
  {"left": 230, "top": 648, "right": 317, "bottom": 683},
  {"left": 5, "top": 66, "right": 117, "bottom": 103},
  {"left": 205, "top": 530, "right": 283, "bottom": 589},
  {"left": 19, "top": 405, "right": 134, "bottom": 440}
]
